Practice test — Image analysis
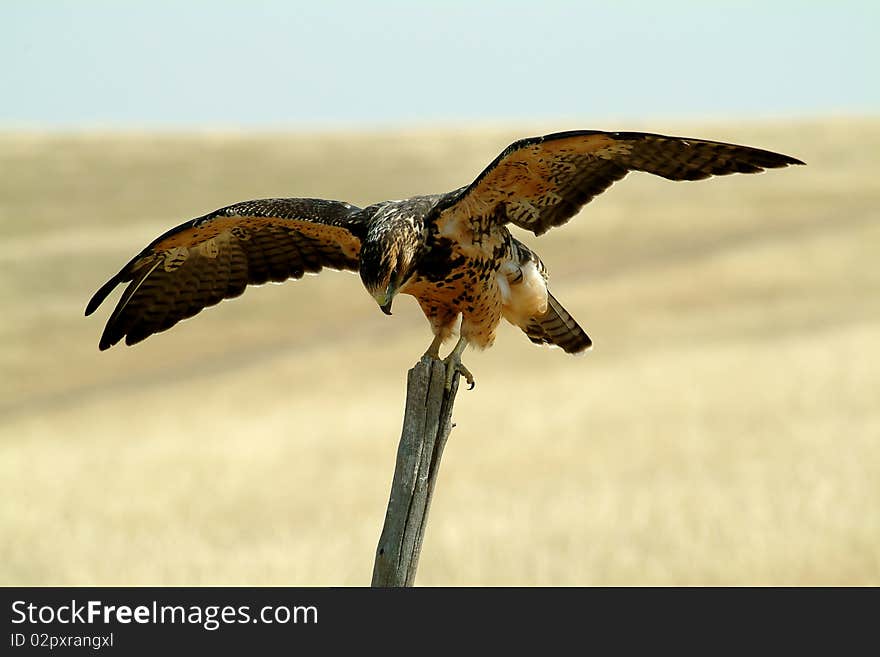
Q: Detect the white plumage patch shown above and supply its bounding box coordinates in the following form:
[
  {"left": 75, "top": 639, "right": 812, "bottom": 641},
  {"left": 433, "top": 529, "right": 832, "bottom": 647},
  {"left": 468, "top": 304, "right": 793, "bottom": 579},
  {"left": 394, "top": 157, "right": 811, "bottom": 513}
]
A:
[{"left": 499, "top": 260, "right": 548, "bottom": 327}]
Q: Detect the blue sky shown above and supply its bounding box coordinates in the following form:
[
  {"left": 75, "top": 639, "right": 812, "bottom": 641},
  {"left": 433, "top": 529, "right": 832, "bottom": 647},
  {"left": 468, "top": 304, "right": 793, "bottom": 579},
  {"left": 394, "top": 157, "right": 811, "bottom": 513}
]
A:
[{"left": 2, "top": 1, "right": 877, "bottom": 127}]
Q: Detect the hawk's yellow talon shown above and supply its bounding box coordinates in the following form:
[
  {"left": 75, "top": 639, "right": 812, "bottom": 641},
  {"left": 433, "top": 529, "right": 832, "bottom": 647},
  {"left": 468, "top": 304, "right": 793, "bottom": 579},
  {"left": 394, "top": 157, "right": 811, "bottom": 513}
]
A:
[
  {"left": 442, "top": 337, "right": 474, "bottom": 390},
  {"left": 423, "top": 334, "right": 444, "bottom": 360}
]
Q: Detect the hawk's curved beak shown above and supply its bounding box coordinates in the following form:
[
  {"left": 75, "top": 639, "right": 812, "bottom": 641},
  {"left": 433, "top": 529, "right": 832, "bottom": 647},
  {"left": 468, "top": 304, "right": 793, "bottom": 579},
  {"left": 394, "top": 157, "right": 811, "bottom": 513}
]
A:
[{"left": 373, "top": 284, "right": 395, "bottom": 316}]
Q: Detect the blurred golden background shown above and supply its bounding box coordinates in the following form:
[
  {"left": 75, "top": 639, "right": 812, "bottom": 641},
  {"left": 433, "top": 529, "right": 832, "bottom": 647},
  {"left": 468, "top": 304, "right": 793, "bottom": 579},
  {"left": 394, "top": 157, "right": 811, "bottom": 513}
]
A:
[{"left": 2, "top": 118, "right": 877, "bottom": 584}]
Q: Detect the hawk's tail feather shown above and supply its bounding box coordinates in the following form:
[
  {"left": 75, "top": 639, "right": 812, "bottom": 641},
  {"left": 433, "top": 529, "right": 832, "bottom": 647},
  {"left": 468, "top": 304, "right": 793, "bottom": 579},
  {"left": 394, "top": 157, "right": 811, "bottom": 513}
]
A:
[{"left": 523, "top": 292, "right": 592, "bottom": 354}]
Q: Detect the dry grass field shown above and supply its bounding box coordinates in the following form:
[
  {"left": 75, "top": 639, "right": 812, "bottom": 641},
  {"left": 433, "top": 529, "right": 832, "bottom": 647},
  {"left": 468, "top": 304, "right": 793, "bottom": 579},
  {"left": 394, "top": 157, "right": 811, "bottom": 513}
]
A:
[{"left": 1, "top": 119, "right": 878, "bottom": 585}]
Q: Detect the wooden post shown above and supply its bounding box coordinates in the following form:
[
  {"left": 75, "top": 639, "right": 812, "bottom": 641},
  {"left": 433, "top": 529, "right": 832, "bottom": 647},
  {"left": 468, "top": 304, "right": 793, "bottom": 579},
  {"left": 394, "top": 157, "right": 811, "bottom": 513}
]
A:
[{"left": 371, "top": 356, "right": 461, "bottom": 587}]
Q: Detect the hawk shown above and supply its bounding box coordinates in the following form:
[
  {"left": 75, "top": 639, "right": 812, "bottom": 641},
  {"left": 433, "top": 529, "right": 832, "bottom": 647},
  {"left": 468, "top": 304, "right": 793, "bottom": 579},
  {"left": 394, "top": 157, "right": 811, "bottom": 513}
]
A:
[{"left": 86, "top": 130, "right": 803, "bottom": 387}]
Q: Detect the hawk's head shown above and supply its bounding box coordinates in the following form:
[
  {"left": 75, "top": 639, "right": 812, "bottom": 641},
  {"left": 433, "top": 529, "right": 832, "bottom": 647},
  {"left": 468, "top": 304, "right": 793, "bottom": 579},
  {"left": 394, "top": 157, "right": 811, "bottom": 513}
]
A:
[{"left": 359, "top": 208, "right": 421, "bottom": 315}]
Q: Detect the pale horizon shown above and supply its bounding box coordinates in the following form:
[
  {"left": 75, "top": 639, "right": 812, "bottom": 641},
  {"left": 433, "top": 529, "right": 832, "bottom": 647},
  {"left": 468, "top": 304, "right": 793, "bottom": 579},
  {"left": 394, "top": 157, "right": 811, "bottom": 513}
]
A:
[{"left": 3, "top": 1, "right": 876, "bottom": 129}]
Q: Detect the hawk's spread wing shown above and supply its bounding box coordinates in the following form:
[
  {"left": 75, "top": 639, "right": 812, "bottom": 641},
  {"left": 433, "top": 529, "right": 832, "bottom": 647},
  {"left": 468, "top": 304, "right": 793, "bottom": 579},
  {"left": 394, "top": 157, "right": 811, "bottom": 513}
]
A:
[
  {"left": 436, "top": 130, "right": 804, "bottom": 236},
  {"left": 86, "top": 198, "right": 363, "bottom": 350}
]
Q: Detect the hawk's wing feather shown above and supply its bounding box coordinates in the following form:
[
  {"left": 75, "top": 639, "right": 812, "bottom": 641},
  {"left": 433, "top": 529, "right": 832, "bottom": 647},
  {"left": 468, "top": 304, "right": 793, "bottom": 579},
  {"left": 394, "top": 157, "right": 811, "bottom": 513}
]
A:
[
  {"left": 86, "top": 198, "right": 363, "bottom": 350},
  {"left": 437, "top": 130, "right": 805, "bottom": 236}
]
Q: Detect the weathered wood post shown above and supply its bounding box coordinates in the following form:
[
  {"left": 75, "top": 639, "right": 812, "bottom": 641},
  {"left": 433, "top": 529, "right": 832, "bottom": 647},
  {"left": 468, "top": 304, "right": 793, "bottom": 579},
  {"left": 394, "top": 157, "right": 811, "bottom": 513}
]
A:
[{"left": 371, "top": 356, "right": 461, "bottom": 586}]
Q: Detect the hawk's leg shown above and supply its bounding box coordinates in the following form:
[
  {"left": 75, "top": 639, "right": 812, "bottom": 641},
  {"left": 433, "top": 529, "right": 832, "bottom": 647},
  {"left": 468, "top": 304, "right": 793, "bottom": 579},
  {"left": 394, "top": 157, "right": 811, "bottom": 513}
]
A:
[
  {"left": 422, "top": 333, "right": 445, "bottom": 360},
  {"left": 443, "top": 336, "right": 475, "bottom": 390}
]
